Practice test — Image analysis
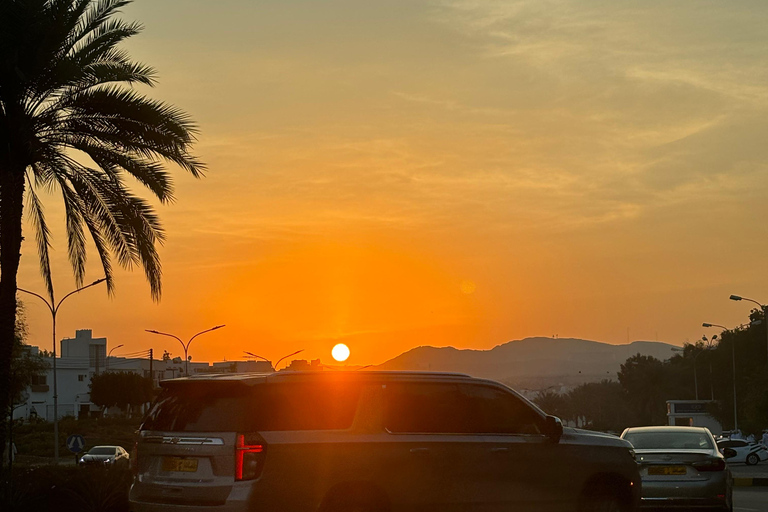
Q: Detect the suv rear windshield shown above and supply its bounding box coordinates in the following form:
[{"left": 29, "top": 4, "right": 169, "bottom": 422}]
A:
[{"left": 141, "top": 381, "right": 362, "bottom": 432}]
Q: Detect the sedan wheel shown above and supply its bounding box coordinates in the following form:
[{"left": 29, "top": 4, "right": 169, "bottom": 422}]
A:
[{"left": 746, "top": 453, "right": 759, "bottom": 465}]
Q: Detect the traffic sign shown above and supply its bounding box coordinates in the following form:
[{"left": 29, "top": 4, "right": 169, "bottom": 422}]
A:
[{"left": 66, "top": 434, "right": 85, "bottom": 453}]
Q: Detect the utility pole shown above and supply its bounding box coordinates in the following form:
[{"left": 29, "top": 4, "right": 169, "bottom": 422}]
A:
[{"left": 149, "top": 348, "right": 154, "bottom": 387}]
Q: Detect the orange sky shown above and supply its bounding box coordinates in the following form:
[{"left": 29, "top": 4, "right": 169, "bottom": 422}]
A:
[{"left": 16, "top": 0, "right": 768, "bottom": 366}]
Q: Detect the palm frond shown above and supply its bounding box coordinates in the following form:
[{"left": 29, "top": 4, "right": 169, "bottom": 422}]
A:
[{"left": 25, "top": 181, "right": 55, "bottom": 300}]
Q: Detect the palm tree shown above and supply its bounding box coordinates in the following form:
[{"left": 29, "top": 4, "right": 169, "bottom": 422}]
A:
[{"left": 0, "top": 0, "right": 204, "bottom": 452}]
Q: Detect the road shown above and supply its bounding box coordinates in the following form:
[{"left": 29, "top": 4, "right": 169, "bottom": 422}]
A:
[{"left": 734, "top": 487, "right": 768, "bottom": 511}]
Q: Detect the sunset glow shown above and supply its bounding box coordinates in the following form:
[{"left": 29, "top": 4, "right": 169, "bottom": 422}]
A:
[{"left": 14, "top": 1, "right": 768, "bottom": 366}]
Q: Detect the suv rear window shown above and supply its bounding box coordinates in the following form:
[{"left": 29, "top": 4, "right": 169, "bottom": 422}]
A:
[
  {"left": 384, "top": 382, "right": 542, "bottom": 434},
  {"left": 141, "top": 381, "right": 362, "bottom": 432}
]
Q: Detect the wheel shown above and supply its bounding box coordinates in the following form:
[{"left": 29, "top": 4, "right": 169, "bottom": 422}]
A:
[
  {"left": 746, "top": 453, "right": 759, "bottom": 465},
  {"left": 581, "top": 495, "right": 623, "bottom": 512},
  {"left": 319, "top": 487, "right": 387, "bottom": 512}
]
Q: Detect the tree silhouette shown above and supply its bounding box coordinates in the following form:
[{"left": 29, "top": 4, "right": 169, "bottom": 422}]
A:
[{"left": 0, "top": 0, "right": 203, "bottom": 453}]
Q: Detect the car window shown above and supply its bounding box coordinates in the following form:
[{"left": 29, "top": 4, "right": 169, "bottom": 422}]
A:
[
  {"left": 89, "top": 447, "right": 116, "bottom": 455},
  {"left": 141, "top": 381, "right": 362, "bottom": 432},
  {"left": 623, "top": 431, "right": 714, "bottom": 450},
  {"left": 383, "top": 382, "right": 542, "bottom": 434}
]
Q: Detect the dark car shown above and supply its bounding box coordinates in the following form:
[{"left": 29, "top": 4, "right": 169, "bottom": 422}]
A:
[
  {"left": 130, "top": 371, "right": 640, "bottom": 512},
  {"left": 621, "top": 426, "right": 732, "bottom": 511},
  {"left": 80, "top": 445, "right": 130, "bottom": 468}
]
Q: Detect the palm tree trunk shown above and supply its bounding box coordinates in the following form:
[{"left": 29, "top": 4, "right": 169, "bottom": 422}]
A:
[{"left": 0, "top": 166, "right": 25, "bottom": 468}]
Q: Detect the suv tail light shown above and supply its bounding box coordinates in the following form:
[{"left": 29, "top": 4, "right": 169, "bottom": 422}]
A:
[
  {"left": 693, "top": 458, "right": 726, "bottom": 472},
  {"left": 235, "top": 433, "right": 266, "bottom": 481},
  {"left": 130, "top": 440, "right": 138, "bottom": 475}
]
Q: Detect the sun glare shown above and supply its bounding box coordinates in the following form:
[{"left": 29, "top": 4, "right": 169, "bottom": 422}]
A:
[{"left": 332, "top": 343, "right": 350, "bottom": 362}]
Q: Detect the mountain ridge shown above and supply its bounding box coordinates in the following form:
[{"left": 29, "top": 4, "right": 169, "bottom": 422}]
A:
[{"left": 375, "top": 337, "right": 678, "bottom": 390}]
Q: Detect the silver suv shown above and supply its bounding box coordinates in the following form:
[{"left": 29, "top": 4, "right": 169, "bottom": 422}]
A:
[{"left": 129, "top": 371, "right": 640, "bottom": 512}]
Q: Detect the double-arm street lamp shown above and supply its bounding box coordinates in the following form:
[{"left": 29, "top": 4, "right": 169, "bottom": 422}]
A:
[
  {"left": 729, "top": 295, "right": 768, "bottom": 360},
  {"left": 17, "top": 277, "right": 107, "bottom": 464},
  {"left": 243, "top": 350, "right": 304, "bottom": 371},
  {"left": 145, "top": 325, "right": 225, "bottom": 376}
]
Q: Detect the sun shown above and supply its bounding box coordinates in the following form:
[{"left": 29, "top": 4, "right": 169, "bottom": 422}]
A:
[{"left": 332, "top": 343, "right": 350, "bottom": 362}]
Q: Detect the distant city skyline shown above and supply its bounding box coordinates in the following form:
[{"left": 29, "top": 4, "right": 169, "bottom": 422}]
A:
[{"left": 16, "top": 0, "right": 768, "bottom": 366}]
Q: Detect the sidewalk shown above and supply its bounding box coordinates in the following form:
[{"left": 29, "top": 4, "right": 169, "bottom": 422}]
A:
[{"left": 730, "top": 463, "right": 768, "bottom": 487}]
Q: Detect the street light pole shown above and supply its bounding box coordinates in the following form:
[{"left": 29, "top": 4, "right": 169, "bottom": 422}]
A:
[
  {"left": 17, "top": 278, "right": 106, "bottom": 464},
  {"left": 107, "top": 344, "right": 124, "bottom": 370},
  {"left": 729, "top": 295, "right": 768, "bottom": 363},
  {"left": 275, "top": 349, "right": 304, "bottom": 371},
  {"left": 703, "top": 322, "right": 738, "bottom": 431},
  {"left": 145, "top": 325, "right": 225, "bottom": 376}
]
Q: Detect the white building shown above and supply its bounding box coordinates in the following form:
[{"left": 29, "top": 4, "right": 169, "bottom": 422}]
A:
[
  {"left": 14, "top": 329, "right": 275, "bottom": 421},
  {"left": 666, "top": 400, "right": 723, "bottom": 435}
]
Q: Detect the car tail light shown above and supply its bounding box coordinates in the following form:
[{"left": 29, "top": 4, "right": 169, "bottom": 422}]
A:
[
  {"left": 693, "top": 458, "right": 726, "bottom": 472},
  {"left": 235, "top": 433, "right": 266, "bottom": 481},
  {"left": 130, "top": 441, "right": 138, "bottom": 475}
]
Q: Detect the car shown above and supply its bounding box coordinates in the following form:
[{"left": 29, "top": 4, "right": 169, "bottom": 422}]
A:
[
  {"left": 620, "top": 426, "right": 732, "bottom": 511},
  {"left": 79, "top": 445, "right": 130, "bottom": 468},
  {"left": 716, "top": 438, "right": 768, "bottom": 465},
  {"left": 129, "top": 371, "right": 640, "bottom": 512}
]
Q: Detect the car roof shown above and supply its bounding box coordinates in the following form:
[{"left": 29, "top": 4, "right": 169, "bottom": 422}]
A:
[
  {"left": 90, "top": 445, "right": 120, "bottom": 449},
  {"left": 161, "top": 370, "right": 476, "bottom": 388},
  {"left": 623, "top": 426, "right": 710, "bottom": 434}
]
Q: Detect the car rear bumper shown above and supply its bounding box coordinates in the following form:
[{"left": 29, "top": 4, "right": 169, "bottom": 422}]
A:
[{"left": 639, "top": 477, "right": 730, "bottom": 510}]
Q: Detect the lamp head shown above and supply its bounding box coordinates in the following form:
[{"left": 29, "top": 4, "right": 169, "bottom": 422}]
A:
[
  {"left": 702, "top": 323, "right": 713, "bottom": 327},
  {"left": 730, "top": 295, "right": 743, "bottom": 301}
]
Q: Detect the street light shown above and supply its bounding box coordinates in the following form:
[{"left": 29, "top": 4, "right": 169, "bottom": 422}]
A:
[
  {"left": 106, "top": 344, "right": 124, "bottom": 370},
  {"left": 729, "top": 294, "right": 768, "bottom": 360},
  {"left": 17, "top": 277, "right": 107, "bottom": 464},
  {"left": 275, "top": 349, "right": 304, "bottom": 371},
  {"left": 672, "top": 337, "right": 715, "bottom": 401},
  {"left": 243, "top": 351, "right": 270, "bottom": 362},
  {"left": 145, "top": 325, "right": 225, "bottom": 376},
  {"left": 703, "top": 321, "right": 759, "bottom": 431}
]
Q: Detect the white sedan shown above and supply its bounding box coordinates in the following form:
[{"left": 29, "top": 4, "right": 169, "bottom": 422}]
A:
[{"left": 716, "top": 438, "right": 768, "bottom": 465}]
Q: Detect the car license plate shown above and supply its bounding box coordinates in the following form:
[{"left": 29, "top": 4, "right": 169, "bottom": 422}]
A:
[
  {"left": 648, "top": 465, "right": 686, "bottom": 476},
  {"left": 162, "top": 457, "right": 198, "bottom": 472}
]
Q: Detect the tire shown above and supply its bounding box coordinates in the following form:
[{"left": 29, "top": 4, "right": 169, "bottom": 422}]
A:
[
  {"left": 746, "top": 453, "right": 759, "bottom": 465},
  {"left": 319, "top": 488, "right": 387, "bottom": 512},
  {"left": 581, "top": 495, "right": 623, "bottom": 512}
]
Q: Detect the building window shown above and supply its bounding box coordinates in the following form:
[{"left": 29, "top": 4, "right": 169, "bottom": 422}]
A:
[
  {"left": 78, "top": 375, "right": 86, "bottom": 382},
  {"left": 31, "top": 374, "right": 47, "bottom": 386}
]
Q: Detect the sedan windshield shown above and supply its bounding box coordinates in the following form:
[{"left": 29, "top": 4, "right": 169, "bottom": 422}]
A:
[
  {"left": 88, "top": 447, "right": 116, "bottom": 455},
  {"left": 623, "top": 431, "right": 714, "bottom": 450}
]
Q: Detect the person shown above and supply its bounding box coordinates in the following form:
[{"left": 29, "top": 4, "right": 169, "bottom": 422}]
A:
[
  {"left": 747, "top": 433, "right": 756, "bottom": 443},
  {"left": 761, "top": 429, "right": 768, "bottom": 447}
]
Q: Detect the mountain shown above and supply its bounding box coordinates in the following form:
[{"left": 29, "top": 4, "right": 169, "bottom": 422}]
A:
[{"left": 375, "top": 337, "right": 678, "bottom": 391}]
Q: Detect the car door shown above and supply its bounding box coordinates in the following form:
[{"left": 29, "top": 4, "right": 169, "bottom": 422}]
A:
[
  {"left": 457, "top": 383, "right": 573, "bottom": 512},
  {"left": 379, "top": 381, "right": 480, "bottom": 512}
]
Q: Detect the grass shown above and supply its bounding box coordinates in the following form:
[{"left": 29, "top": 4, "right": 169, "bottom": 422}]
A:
[{"left": 10, "top": 416, "right": 140, "bottom": 461}]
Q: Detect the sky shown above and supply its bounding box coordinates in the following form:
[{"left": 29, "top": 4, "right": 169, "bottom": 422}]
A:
[{"left": 16, "top": 0, "right": 768, "bottom": 366}]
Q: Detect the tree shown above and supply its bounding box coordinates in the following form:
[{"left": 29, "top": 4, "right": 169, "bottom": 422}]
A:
[
  {"left": 89, "top": 371, "right": 153, "bottom": 415},
  {"left": 618, "top": 354, "right": 671, "bottom": 426},
  {"left": 0, "top": 0, "right": 203, "bottom": 456}
]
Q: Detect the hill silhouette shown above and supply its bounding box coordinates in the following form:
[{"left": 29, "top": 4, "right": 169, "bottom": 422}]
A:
[{"left": 375, "top": 337, "right": 677, "bottom": 391}]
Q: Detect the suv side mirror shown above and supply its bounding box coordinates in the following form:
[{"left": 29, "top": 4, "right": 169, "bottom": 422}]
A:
[
  {"left": 544, "top": 415, "right": 563, "bottom": 443},
  {"left": 721, "top": 447, "right": 737, "bottom": 459}
]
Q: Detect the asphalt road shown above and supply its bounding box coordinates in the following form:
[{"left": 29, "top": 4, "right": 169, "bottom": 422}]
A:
[{"left": 734, "top": 487, "right": 768, "bottom": 512}]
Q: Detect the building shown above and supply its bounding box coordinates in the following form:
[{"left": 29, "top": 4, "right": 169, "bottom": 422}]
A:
[
  {"left": 666, "top": 400, "right": 723, "bottom": 435},
  {"left": 13, "top": 329, "right": 276, "bottom": 422}
]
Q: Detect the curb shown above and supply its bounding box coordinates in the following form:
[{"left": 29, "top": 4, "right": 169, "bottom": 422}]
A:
[{"left": 733, "top": 477, "right": 768, "bottom": 487}]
